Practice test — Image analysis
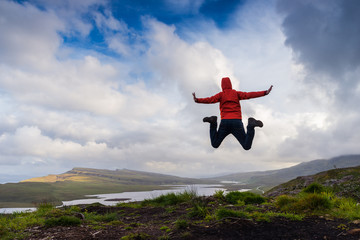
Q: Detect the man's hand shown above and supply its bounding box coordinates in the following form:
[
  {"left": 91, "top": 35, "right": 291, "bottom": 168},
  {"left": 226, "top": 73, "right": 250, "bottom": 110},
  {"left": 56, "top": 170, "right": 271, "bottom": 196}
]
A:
[
  {"left": 192, "top": 92, "right": 198, "bottom": 102},
  {"left": 265, "top": 85, "right": 273, "bottom": 95}
]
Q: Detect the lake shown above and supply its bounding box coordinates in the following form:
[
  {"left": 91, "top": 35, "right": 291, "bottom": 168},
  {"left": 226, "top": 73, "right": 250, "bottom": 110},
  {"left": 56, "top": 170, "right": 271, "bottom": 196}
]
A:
[
  {"left": 0, "top": 184, "right": 231, "bottom": 214},
  {"left": 62, "top": 184, "right": 225, "bottom": 206}
]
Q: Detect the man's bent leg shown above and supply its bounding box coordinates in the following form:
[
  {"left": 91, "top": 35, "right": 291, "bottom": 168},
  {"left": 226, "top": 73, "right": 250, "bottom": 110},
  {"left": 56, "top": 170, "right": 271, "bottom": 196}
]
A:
[
  {"left": 210, "top": 120, "right": 229, "bottom": 148},
  {"left": 243, "top": 126, "right": 255, "bottom": 150},
  {"left": 231, "top": 120, "right": 251, "bottom": 150},
  {"left": 239, "top": 118, "right": 262, "bottom": 150}
]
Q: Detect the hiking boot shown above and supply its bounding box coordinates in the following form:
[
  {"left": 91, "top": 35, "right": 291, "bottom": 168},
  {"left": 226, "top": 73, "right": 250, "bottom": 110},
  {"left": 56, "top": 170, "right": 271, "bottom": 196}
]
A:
[
  {"left": 248, "top": 117, "right": 263, "bottom": 128},
  {"left": 203, "top": 116, "right": 217, "bottom": 124}
]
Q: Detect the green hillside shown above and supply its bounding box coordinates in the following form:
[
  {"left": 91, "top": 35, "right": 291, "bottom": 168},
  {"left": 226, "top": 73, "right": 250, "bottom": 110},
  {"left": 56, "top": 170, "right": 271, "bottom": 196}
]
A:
[
  {"left": 265, "top": 165, "right": 360, "bottom": 200},
  {"left": 0, "top": 168, "right": 210, "bottom": 208}
]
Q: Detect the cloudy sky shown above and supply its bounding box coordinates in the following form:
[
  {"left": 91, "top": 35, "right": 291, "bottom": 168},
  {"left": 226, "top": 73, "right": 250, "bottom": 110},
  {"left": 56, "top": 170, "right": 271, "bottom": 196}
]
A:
[{"left": 0, "top": 0, "right": 359, "bottom": 182}]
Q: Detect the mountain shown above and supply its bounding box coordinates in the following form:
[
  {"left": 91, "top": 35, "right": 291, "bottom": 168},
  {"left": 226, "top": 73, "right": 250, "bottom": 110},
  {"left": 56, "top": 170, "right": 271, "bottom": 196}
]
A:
[
  {"left": 0, "top": 168, "right": 211, "bottom": 208},
  {"left": 2, "top": 155, "right": 359, "bottom": 208},
  {"left": 265, "top": 165, "right": 360, "bottom": 201},
  {"left": 209, "top": 155, "right": 360, "bottom": 190},
  {"left": 21, "top": 167, "right": 207, "bottom": 185}
]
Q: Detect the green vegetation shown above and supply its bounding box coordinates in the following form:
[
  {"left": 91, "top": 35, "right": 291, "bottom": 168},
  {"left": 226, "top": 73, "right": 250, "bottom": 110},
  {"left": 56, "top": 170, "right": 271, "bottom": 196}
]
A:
[
  {"left": 160, "top": 225, "right": 171, "bottom": 232},
  {"left": 213, "top": 189, "right": 226, "bottom": 201},
  {"left": 275, "top": 185, "right": 360, "bottom": 220},
  {"left": 188, "top": 199, "right": 209, "bottom": 218},
  {"left": 142, "top": 189, "right": 197, "bottom": 206},
  {"left": 44, "top": 215, "right": 81, "bottom": 227},
  {"left": 302, "top": 182, "right": 327, "bottom": 194},
  {"left": 267, "top": 165, "right": 360, "bottom": 201},
  {"left": 1, "top": 181, "right": 360, "bottom": 239},
  {"left": 174, "top": 219, "right": 188, "bottom": 230},
  {"left": 120, "top": 233, "right": 151, "bottom": 240},
  {"left": 0, "top": 203, "right": 82, "bottom": 239},
  {"left": 225, "top": 191, "right": 266, "bottom": 205},
  {"left": 85, "top": 212, "right": 121, "bottom": 223},
  {"left": 275, "top": 193, "right": 332, "bottom": 212},
  {"left": 215, "top": 208, "right": 249, "bottom": 219},
  {"left": 215, "top": 207, "right": 303, "bottom": 222}
]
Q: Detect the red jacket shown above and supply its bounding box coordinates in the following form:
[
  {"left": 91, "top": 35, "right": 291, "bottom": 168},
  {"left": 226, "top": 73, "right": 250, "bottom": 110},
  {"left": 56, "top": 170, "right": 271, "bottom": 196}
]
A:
[{"left": 196, "top": 77, "right": 267, "bottom": 120}]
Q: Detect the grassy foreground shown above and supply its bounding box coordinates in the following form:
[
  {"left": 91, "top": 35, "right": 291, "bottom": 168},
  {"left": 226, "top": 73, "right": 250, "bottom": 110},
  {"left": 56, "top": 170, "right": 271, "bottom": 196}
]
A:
[{"left": 1, "top": 183, "right": 360, "bottom": 239}]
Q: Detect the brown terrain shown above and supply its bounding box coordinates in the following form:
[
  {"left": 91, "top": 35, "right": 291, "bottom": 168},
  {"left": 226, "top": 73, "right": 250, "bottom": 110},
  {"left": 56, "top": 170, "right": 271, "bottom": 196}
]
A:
[{"left": 24, "top": 197, "right": 360, "bottom": 240}]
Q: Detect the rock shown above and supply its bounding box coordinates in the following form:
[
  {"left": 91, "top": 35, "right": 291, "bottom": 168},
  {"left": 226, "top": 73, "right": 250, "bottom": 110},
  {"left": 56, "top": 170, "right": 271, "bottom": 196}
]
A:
[
  {"left": 352, "top": 220, "right": 360, "bottom": 225},
  {"left": 347, "top": 228, "right": 360, "bottom": 235},
  {"left": 73, "top": 212, "right": 85, "bottom": 220}
]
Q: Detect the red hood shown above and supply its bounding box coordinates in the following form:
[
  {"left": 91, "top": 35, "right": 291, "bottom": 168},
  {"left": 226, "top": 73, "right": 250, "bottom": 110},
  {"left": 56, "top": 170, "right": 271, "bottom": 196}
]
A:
[{"left": 221, "top": 77, "right": 232, "bottom": 91}]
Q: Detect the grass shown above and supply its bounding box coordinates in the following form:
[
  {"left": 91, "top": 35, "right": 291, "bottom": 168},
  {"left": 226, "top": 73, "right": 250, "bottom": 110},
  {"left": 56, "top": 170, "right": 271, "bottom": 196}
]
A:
[
  {"left": 85, "top": 212, "right": 121, "bottom": 223},
  {"left": 188, "top": 200, "right": 209, "bottom": 218},
  {"left": 0, "top": 203, "right": 66, "bottom": 239},
  {"left": 331, "top": 197, "right": 360, "bottom": 220},
  {"left": 215, "top": 208, "right": 250, "bottom": 220},
  {"left": 0, "top": 202, "right": 123, "bottom": 239},
  {"left": 142, "top": 188, "right": 197, "bottom": 206},
  {"left": 120, "top": 233, "right": 151, "bottom": 240},
  {"left": 174, "top": 219, "right": 188, "bottom": 230},
  {"left": 0, "top": 212, "right": 43, "bottom": 239},
  {"left": 44, "top": 215, "right": 81, "bottom": 227},
  {"left": 225, "top": 191, "right": 266, "bottom": 205},
  {"left": 302, "top": 182, "right": 327, "bottom": 194},
  {"left": 215, "top": 208, "right": 303, "bottom": 222},
  {"left": 268, "top": 165, "right": 360, "bottom": 201},
  {"left": 213, "top": 190, "right": 226, "bottom": 202},
  {"left": 1, "top": 184, "right": 359, "bottom": 239},
  {"left": 275, "top": 192, "right": 332, "bottom": 213},
  {"left": 275, "top": 184, "right": 360, "bottom": 220}
]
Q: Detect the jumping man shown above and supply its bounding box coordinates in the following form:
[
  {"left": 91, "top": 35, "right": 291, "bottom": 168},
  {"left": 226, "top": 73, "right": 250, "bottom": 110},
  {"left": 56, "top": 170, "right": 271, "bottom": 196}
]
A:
[{"left": 193, "top": 77, "right": 272, "bottom": 150}]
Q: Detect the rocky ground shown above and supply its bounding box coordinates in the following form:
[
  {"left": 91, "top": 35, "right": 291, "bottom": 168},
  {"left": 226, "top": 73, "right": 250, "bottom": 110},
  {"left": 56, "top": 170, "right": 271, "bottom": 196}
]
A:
[{"left": 24, "top": 199, "right": 360, "bottom": 240}]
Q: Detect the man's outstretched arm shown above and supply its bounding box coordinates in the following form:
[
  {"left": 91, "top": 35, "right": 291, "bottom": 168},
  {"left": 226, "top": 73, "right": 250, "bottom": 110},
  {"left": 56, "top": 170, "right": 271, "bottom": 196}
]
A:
[
  {"left": 238, "top": 85, "right": 273, "bottom": 100},
  {"left": 192, "top": 92, "right": 221, "bottom": 104},
  {"left": 192, "top": 92, "right": 198, "bottom": 103},
  {"left": 265, "top": 85, "right": 273, "bottom": 95}
]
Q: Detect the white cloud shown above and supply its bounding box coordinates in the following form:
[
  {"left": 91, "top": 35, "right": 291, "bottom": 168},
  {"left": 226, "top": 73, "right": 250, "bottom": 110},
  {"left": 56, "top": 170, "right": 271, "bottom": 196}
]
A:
[
  {"left": 144, "top": 18, "right": 236, "bottom": 96},
  {"left": 0, "top": 125, "right": 126, "bottom": 168},
  {"left": 0, "top": 0, "right": 65, "bottom": 70},
  {"left": 0, "top": 0, "right": 358, "bottom": 181},
  {"left": 0, "top": 0, "right": 292, "bottom": 179},
  {"left": 93, "top": 10, "right": 137, "bottom": 56},
  {"left": 0, "top": 56, "right": 125, "bottom": 115},
  {"left": 32, "top": 0, "right": 104, "bottom": 37}
]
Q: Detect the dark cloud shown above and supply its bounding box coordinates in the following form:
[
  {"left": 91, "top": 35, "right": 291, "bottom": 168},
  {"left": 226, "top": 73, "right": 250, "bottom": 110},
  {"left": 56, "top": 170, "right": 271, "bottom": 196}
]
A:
[
  {"left": 277, "top": 0, "right": 360, "bottom": 80},
  {"left": 279, "top": 112, "right": 360, "bottom": 160}
]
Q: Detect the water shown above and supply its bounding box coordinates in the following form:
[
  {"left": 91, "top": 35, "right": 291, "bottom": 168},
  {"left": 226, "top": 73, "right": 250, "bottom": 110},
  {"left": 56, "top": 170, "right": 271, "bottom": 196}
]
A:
[
  {"left": 0, "top": 207, "right": 36, "bottom": 214},
  {"left": 62, "top": 184, "right": 225, "bottom": 206},
  {"left": 0, "top": 184, "right": 226, "bottom": 214}
]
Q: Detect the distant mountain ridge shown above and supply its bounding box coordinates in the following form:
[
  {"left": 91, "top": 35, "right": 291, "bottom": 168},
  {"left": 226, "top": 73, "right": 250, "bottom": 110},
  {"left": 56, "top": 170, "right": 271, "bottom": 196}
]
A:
[
  {"left": 21, "top": 155, "right": 360, "bottom": 189},
  {"left": 209, "top": 155, "right": 360, "bottom": 189},
  {"left": 22, "top": 167, "right": 207, "bottom": 185}
]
